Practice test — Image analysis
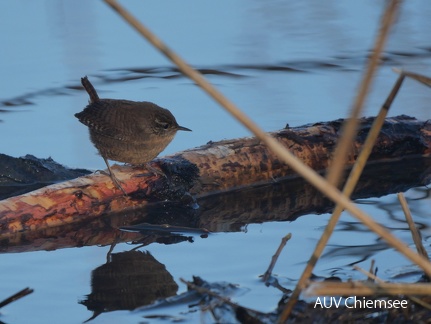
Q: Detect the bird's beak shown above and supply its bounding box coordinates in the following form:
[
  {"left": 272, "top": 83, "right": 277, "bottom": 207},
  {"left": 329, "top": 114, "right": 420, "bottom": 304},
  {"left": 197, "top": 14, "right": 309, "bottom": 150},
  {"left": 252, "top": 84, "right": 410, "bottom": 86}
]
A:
[{"left": 177, "top": 125, "right": 192, "bottom": 132}]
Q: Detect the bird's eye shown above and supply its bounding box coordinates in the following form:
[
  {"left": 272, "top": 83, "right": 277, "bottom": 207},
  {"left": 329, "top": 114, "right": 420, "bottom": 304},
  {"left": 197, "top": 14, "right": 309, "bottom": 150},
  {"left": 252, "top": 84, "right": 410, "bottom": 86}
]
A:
[{"left": 155, "top": 118, "right": 170, "bottom": 130}]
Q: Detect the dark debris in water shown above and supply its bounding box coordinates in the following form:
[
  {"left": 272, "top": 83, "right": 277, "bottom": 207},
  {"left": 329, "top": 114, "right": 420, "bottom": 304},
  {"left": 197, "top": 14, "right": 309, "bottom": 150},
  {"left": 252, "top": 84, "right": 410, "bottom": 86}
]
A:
[
  {"left": 130, "top": 157, "right": 200, "bottom": 203},
  {"left": 0, "top": 153, "right": 91, "bottom": 200},
  {"left": 155, "top": 276, "right": 431, "bottom": 324},
  {"left": 137, "top": 276, "right": 275, "bottom": 324}
]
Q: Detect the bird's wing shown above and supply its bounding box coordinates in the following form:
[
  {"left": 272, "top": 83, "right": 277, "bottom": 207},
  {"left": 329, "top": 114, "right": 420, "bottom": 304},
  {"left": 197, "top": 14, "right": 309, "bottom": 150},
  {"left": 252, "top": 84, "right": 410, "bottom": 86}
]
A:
[{"left": 75, "top": 101, "right": 132, "bottom": 141}]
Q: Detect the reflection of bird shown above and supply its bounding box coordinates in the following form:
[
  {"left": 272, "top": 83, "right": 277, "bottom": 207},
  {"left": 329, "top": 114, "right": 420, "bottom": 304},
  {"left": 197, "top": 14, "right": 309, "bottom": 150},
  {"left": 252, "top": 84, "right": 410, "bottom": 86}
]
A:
[{"left": 75, "top": 76, "right": 191, "bottom": 194}]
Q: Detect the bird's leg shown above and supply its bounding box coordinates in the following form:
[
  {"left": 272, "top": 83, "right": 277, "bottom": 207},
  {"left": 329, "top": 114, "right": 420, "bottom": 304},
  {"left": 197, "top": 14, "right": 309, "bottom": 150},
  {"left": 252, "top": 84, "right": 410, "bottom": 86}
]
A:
[
  {"left": 145, "top": 162, "right": 167, "bottom": 178},
  {"left": 134, "top": 162, "right": 178, "bottom": 190},
  {"left": 101, "top": 156, "right": 127, "bottom": 195},
  {"left": 132, "top": 161, "right": 167, "bottom": 178}
]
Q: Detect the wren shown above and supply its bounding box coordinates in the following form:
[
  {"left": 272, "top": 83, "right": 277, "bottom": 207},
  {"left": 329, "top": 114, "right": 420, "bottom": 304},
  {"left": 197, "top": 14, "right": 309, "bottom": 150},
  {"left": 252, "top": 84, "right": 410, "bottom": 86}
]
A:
[{"left": 75, "top": 76, "right": 191, "bottom": 194}]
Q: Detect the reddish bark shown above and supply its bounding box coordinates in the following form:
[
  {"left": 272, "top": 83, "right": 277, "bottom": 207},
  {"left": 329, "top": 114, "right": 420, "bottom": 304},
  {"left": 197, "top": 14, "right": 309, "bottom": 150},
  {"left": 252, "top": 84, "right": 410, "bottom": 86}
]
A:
[{"left": 0, "top": 115, "right": 430, "bottom": 237}]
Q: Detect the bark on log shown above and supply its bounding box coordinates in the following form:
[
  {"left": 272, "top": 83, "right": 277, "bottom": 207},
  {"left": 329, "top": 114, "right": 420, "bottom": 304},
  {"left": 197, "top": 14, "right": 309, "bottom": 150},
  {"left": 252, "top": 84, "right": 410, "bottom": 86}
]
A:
[
  {"left": 182, "top": 114, "right": 431, "bottom": 194},
  {"left": 0, "top": 154, "right": 91, "bottom": 200},
  {"left": 2, "top": 156, "right": 430, "bottom": 253},
  {"left": 0, "top": 115, "right": 430, "bottom": 236}
]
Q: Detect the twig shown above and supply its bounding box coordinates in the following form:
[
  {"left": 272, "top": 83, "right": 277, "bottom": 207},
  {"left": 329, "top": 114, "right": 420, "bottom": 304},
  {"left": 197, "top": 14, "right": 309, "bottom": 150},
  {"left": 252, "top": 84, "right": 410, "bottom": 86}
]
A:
[
  {"left": 398, "top": 193, "right": 429, "bottom": 261},
  {"left": 281, "top": 73, "right": 406, "bottom": 320},
  {"left": 368, "top": 259, "right": 376, "bottom": 282},
  {"left": 353, "top": 265, "right": 381, "bottom": 282},
  {"left": 303, "top": 280, "right": 431, "bottom": 296},
  {"left": 104, "top": 1, "right": 431, "bottom": 312},
  {"left": 325, "top": 0, "right": 402, "bottom": 188},
  {"left": 262, "top": 233, "right": 292, "bottom": 282},
  {"left": 354, "top": 261, "right": 377, "bottom": 282},
  {"left": 179, "top": 278, "right": 266, "bottom": 317},
  {"left": 180, "top": 278, "right": 236, "bottom": 307},
  {"left": 0, "top": 287, "right": 33, "bottom": 309},
  {"left": 393, "top": 68, "right": 431, "bottom": 88},
  {"left": 353, "top": 264, "right": 431, "bottom": 310}
]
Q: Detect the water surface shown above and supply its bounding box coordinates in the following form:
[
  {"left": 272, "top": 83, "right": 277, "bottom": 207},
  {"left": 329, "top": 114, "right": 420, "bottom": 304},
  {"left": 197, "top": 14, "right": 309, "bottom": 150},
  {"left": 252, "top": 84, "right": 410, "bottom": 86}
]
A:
[{"left": 1, "top": 1, "right": 431, "bottom": 323}]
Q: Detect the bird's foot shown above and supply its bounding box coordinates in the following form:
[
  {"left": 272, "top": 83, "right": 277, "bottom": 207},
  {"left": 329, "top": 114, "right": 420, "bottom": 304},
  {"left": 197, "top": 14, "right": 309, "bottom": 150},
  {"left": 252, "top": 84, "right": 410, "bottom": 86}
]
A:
[
  {"left": 134, "top": 162, "right": 167, "bottom": 178},
  {"left": 96, "top": 169, "right": 128, "bottom": 195}
]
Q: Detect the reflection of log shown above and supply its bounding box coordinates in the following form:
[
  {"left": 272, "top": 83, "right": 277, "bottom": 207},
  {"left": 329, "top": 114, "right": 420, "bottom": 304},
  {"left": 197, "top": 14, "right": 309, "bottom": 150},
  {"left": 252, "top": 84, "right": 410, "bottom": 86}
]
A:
[
  {"left": 197, "top": 156, "right": 431, "bottom": 232},
  {"left": 0, "top": 115, "right": 431, "bottom": 236},
  {"left": 2, "top": 156, "right": 431, "bottom": 253}
]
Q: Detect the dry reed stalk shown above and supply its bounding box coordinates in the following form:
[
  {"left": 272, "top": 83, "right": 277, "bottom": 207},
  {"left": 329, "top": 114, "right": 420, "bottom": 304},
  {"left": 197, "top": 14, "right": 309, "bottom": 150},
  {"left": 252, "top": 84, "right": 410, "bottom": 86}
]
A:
[
  {"left": 262, "top": 233, "right": 292, "bottom": 282},
  {"left": 303, "top": 281, "right": 431, "bottom": 297},
  {"left": 281, "top": 74, "right": 406, "bottom": 319},
  {"left": 353, "top": 264, "right": 431, "bottom": 310},
  {"left": 325, "top": 0, "right": 402, "bottom": 188},
  {"left": 368, "top": 260, "right": 376, "bottom": 282},
  {"left": 102, "top": 1, "right": 431, "bottom": 321},
  {"left": 353, "top": 265, "right": 379, "bottom": 282},
  {"left": 179, "top": 278, "right": 265, "bottom": 317},
  {"left": 0, "top": 288, "right": 33, "bottom": 309},
  {"left": 393, "top": 68, "right": 431, "bottom": 87},
  {"left": 398, "top": 193, "right": 429, "bottom": 261}
]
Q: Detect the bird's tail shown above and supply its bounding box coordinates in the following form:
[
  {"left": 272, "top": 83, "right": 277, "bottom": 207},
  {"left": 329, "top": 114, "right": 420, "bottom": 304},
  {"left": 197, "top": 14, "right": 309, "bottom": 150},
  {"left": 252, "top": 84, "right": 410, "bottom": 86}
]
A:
[{"left": 81, "top": 76, "right": 100, "bottom": 103}]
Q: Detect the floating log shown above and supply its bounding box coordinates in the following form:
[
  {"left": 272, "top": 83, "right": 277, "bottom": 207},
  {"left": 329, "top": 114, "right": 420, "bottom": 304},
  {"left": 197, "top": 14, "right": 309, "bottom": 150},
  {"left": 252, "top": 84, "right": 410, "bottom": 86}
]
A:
[
  {"left": 0, "top": 154, "right": 90, "bottom": 200},
  {"left": 3, "top": 155, "right": 431, "bottom": 253},
  {"left": 0, "top": 115, "right": 430, "bottom": 236}
]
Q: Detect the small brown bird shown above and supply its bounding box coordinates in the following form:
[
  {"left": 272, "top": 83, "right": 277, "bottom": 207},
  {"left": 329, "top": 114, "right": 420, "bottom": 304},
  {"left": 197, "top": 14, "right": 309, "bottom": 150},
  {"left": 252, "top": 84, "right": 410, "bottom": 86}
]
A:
[{"left": 75, "top": 76, "right": 191, "bottom": 194}]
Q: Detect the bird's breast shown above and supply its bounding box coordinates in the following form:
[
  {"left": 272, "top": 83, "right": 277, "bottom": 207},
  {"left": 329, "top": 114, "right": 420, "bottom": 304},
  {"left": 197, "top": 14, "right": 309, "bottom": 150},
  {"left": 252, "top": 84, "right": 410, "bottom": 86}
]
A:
[{"left": 89, "top": 130, "right": 175, "bottom": 164}]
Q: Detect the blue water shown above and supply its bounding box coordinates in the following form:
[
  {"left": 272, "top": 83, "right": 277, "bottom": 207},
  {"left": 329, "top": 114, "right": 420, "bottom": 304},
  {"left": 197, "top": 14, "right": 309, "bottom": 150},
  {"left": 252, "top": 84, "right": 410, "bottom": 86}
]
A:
[{"left": 1, "top": 1, "right": 431, "bottom": 323}]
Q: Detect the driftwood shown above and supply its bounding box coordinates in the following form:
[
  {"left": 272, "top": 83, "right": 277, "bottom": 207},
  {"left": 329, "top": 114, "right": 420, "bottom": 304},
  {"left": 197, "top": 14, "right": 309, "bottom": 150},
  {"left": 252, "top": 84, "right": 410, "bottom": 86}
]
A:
[
  {"left": 2, "top": 155, "right": 431, "bottom": 253},
  {"left": 0, "top": 154, "right": 90, "bottom": 200},
  {"left": 0, "top": 115, "right": 430, "bottom": 238}
]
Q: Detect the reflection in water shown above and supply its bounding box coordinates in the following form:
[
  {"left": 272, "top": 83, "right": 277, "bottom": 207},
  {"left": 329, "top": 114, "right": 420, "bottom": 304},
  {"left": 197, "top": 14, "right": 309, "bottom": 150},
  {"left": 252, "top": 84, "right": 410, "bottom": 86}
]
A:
[
  {"left": 80, "top": 250, "right": 178, "bottom": 321},
  {"left": 136, "top": 276, "right": 254, "bottom": 323},
  {"left": 46, "top": 1, "right": 102, "bottom": 84},
  {"left": 3, "top": 45, "right": 431, "bottom": 109},
  {"left": 321, "top": 186, "right": 431, "bottom": 281},
  {"left": 321, "top": 242, "right": 390, "bottom": 265},
  {"left": 2, "top": 1, "right": 431, "bottom": 322}
]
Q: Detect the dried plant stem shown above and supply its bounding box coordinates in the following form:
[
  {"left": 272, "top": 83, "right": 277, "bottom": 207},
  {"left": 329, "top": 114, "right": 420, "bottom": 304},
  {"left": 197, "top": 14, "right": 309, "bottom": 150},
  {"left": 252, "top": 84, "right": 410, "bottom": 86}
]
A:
[
  {"left": 409, "top": 296, "right": 431, "bottom": 310},
  {"left": 353, "top": 264, "right": 431, "bottom": 310},
  {"left": 103, "top": 1, "right": 431, "bottom": 320},
  {"left": 0, "top": 287, "right": 33, "bottom": 309},
  {"left": 398, "top": 193, "right": 429, "bottom": 260},
  {"left": 368, "top": 259, "right": 376, "bottom": 281},
  {"left": 326, "top": 0, "right": 402, "bottom": 187},
  {"left": 263, "top": 233, "right": 292, "bottom": 282},
  {"left": 353, "top": 264, "right": 380, "bottom": 282},
  {"left": 303, "top": 280, "right": 431, "bottom": 297},
  {"left": 393, "top": 68, "right": 431, "bottom": 88},
  {"left": 179, "top": 278, "right": 264, "bottom": 316},
  {"left": 281, "top": 74, "right": 405, "bottom": 321}
]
